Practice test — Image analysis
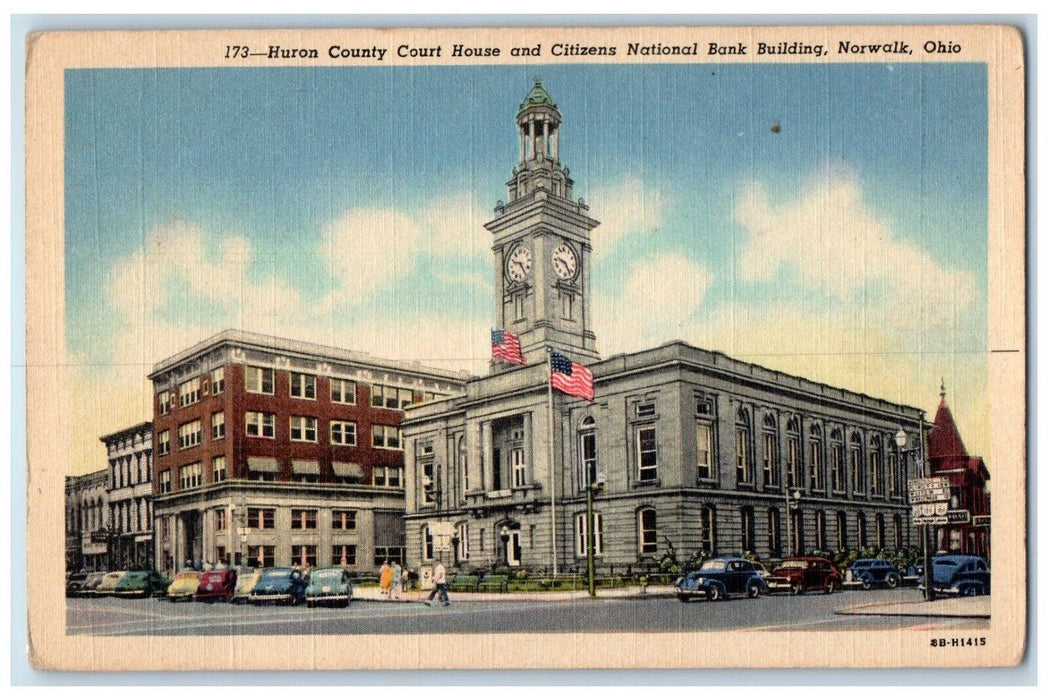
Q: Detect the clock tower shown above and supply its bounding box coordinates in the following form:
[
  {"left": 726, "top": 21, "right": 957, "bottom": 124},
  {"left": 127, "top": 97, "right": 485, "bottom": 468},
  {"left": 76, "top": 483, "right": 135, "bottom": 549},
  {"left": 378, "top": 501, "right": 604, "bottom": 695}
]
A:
[{"left": 486, "top": 78, "right": 600, "bottom": 369}]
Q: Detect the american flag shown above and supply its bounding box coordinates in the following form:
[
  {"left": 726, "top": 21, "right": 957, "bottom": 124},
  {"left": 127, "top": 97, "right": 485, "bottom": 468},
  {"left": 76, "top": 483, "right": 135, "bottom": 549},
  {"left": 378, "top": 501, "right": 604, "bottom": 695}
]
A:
[
  {"left": 550, "top": 351, "right": 594, "bottom": 402},
  {"left": 491, "top": 329, "right": 526, "bottom": 365}
]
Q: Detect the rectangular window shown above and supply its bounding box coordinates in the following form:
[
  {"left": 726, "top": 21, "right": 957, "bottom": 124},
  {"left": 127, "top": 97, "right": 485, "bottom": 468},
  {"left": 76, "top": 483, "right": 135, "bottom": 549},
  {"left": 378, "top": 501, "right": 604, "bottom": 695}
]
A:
[
  {"left": 215, "top": 508, "right": 227, "bottom": 531},
  {"left": 579, "top": 432, "right": 597, "bottom": 488},
  {"left": 511, "top": 448, "right": 526, "bottom": 488},
  {"left": 636, "top": 402, "right": 656, "bottom": 418},
  {"left": 290, "top": 416, "right": 318, "bottom": 442},
  {"left": 332, "top": 510, "right": 357, "bottom": 530},
  {"left": 210, "top": 367, "right": 225, "bottom": 395},
  {"left": 736, "top": 428, "right": 752, "bottom": 483},
  {"left": 157, "top": 391, "right": 172, "bottom": 415},
  {"left": 245, "top": 411, "right": 275, "bottom": 438},
  {"left": 831, "top": 444, "right": 845, "bottom": 492},
  {"left": 212, "top": 455, "right": 227, "bottom": 482},
  {"left": 178, "top": 462, "right": 202, "bottom": 490},
  {"left": 636, "top": 427, "right": 658, "bottom": 481},
  {"left": 420, "top": 462, "right": 435, "bottom": 503},
  {"left": 762, "top": 432, "right": 779, "bottom": 486},
  {"left": 330, "top": 379, "right": 356, "bottom": 405},
  {"left": 639, "top": 509, "right": 658, "bottom": 555},
  {"left": 332, "top": 544, "right": 357, "bottom": 567},
  {"left": 211, "top": 412, "right": 225, "bottom": 440},
  {"left": 330, "top": 420, "right": 357, "bottom": 446},
  {"left": 248, "top": 545, "right": 275, "bottom": 568},
  {"left": 179, "top": 378, "right": 200, "bottom": 407},
  {"left": 870, "top": 451, "right": 883, "bottom": 495},
  {"left": 374, "top": 546, "right": 406, "bottom": 567},
  {"left": 514, "top": 293, "right": 525, "bottom": 321},
  {"left": 158, "top": 470, "right": 172, "bottom": 494},
  {"left": 696, "top": 423, "right": 715, "bottom": 480},
  {"left": 247, "top": 507, "right": 275, "bottom": 529},
  {"left": 888, "top": 453, "right": 899, "bottom": 496},
  {"left": 701, "top": 506, "right": 716, "bottom": 553},
  {"left": 741, "top": 507, "right": 754, "bottom": 552},
  {"left": 157, "top": 430, "right": 171, "bottom": 456},
  {"left": 372, "top": 425, "right": 402, "bottom": 450},
  {"left": 849, "top": 446, "right": 864, "bottom": 494},
  {"left": 809, "top": 439, "right": 824, "bottom": 490},
  {"left": 371, "top": 384, "right": 411, "bottom": 409},
  {"left": 561, "top": 291, "right": 574, "bottom": 320},
  {"left": 245, "top": 366, "right": 274, "bottom": 394},
  {"left": 767, "top": 509, "right": 782, "bottom": 557},
  {"left": 290, "top": 509, "right": 317, "bottom": 530},
  {"left": 289, "top": 372, "right": 316, "bottom": 400},
  {"left": 575, "top": 512, "right": 604, "bottom": 557},
  {"left": 177, "top": 420, "right": 202, "bottom": 450}
]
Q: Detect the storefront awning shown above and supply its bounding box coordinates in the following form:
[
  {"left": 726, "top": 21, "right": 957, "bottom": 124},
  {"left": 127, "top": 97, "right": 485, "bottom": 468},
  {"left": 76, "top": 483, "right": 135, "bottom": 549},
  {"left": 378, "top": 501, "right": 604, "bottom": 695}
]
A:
[
  {"left": 247, "top": 456, "right": 280, "bottom": 473},
  {"left": 332, "top": 461, "right": 364, "bottom": 478},
  {"left": 292, "top": 459, "right": 320, "bottom": 475}
]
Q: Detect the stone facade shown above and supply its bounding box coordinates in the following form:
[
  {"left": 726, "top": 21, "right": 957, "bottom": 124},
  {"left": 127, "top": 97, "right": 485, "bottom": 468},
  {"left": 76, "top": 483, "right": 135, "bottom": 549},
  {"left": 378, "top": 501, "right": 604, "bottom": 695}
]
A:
[
  {"left": 100, "top": 421, "right": 155, "bottom": 569},
  {"left": 65, "top": 469, "right": 109, "bottom": 572}
]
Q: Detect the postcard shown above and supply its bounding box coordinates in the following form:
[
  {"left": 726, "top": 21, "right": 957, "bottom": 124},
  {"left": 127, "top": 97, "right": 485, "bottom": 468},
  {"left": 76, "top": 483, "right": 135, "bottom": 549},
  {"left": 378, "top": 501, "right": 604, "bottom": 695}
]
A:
[{"left": 25, "top": 24, "right": 1025, "bottom": 670}]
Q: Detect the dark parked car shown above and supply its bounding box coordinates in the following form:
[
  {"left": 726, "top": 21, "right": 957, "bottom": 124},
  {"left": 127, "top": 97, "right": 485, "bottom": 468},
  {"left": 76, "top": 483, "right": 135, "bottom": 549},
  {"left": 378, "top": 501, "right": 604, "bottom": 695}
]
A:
[
  {"left": 919, "top": 555, "right": 991, "bottom": 596},
  {"left": 849, "top": 559, "right": 904, "bottom": 589},
  {"left": 195, "top": 569, "right": 238, "bottom": 603},
  {"left": 767, "top": 557, "right": 842, "bottom": 595},
  {"left": 66, "top": 572, "right": 89, "bottom": 597},
  {"left": 305, "top": 567, "right": 354, "bottom": 608},
  {"left": 114, "top": 569, "right": 171, "bottom": 598},
  {"left": 250, "top": 567, "right": 307, "bottom": 606},
  {"left": 675, "top": 557, "right": 769, "bottom": 602},
  {"left": 75, "top": 571, "right": 107, "bottom": 597}
]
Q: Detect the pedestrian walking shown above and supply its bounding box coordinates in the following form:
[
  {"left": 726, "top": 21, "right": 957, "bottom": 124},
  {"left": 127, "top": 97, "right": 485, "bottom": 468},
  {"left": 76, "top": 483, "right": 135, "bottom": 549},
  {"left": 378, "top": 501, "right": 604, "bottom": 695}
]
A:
[
  {"left": 379, "top": 560, "right": 393, "bottom": 598},
  {"left": 424, "top": 559, "right": 450, "bottom": 607},
  {"left": 391, "top": 561, "right": 403, "bottom": 600}
]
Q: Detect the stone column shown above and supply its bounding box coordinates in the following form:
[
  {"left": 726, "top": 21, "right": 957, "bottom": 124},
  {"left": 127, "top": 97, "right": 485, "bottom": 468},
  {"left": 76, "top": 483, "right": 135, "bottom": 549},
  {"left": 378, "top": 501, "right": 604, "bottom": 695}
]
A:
[
  {"left": 522, "top": 412, "right": 533, "bottom": 484},
  {"left": 552, "top": 127, "right": 559, "bottom": 162},
  {"left": 540, "top": 119, "right": 548, "bottom": 158},
  {"left": 519, "top": 127, "right": 526, "bottom": 162},
  {"left": 481, "top": 420, "right": 494, "bottom": 492}
]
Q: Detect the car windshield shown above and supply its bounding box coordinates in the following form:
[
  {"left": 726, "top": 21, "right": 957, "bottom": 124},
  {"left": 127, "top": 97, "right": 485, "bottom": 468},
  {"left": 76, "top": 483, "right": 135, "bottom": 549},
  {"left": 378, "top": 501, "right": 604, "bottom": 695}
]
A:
[
  {"left": 698, "top": 560, "right": 727, "bottom": 572},
  {"left": 261, "top": 569, "right": 293, "bottom": 581},
  {"left": 778, "top": 560, "right": 806, "bottom": 569},
  {"left": 313, "top": 569, "right": 343, "bottom": 581},
  {"left": 201, "top": 572, "right": 225, "bottom": 582},
  {"left": 175, "top": 572, "right": 198, "bottom": 581}
]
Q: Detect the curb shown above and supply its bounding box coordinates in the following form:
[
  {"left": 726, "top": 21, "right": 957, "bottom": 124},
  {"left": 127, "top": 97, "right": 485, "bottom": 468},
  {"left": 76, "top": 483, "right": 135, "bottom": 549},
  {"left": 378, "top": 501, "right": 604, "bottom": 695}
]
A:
[{"left": 833, "top": 601, "right": 990, "bottom": 619}]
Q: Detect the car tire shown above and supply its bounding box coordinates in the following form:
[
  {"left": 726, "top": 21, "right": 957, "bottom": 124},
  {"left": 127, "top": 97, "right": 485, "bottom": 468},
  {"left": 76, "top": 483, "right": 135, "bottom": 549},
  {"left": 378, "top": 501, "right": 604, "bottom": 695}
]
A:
[
  {"left": 886, "top": 574, "right": 901, "bottom": 588},
  {"left": 790, "top": 582, "right": 803, "bottom": 596},
  {"left": 707, "top": 586, "right": 722, "bottom": 602},
  {"left": 306, "top": 601, "right": 314, "bottom": 609},
  {"left": 676, "top": 593, "right": 691, "bottom": 603},
  {"left": 961, "top": 584, "right": 981, "bottom": 597},
  {"left": 861, "top": 576, "right": 873, "bottom": 591},
  {"left": 825, "top": 580, "right": 836, "bottom": 594},
  {"left": 747, "top": 582, "right": 761, "bottom": 598}
]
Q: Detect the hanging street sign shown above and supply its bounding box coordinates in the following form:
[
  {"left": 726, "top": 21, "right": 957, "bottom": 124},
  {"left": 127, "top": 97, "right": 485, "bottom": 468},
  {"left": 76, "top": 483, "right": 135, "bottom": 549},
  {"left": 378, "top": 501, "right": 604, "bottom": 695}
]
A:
[
  {"left": 946, "top": 509, "right": 971, "bottom": 524},
  {"left": 972, "top": 515, "right": 991, "bottom": 527},
  {"left": 908, "top": 477, "right": 951, "bottom": 504}
]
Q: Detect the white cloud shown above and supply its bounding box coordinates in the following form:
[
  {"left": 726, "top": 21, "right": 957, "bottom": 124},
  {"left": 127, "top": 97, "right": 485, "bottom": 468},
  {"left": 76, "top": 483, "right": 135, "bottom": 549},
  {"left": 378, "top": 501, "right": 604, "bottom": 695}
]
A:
[
  {"left": 417, "top": 192, "right": 491, "bottom": 258},
  {"left": 734, "top": 171, "right": 977, "bottom": 329},
  {"left": 587, "top": 175, "right": 672, "bottom": 258}
]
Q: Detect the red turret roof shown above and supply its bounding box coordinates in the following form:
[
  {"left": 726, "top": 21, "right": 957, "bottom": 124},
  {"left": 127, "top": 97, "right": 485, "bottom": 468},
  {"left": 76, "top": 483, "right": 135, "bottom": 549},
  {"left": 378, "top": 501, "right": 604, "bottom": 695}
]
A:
[{"left": 927, "top": 398, "right": 969, "bottom": 459}]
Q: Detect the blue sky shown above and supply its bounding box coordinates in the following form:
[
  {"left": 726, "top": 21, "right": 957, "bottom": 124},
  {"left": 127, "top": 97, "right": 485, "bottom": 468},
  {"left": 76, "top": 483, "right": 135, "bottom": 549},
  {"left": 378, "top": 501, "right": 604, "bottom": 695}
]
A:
[{"left": 65, "top": 63, "right": 989, "bottom": 470}]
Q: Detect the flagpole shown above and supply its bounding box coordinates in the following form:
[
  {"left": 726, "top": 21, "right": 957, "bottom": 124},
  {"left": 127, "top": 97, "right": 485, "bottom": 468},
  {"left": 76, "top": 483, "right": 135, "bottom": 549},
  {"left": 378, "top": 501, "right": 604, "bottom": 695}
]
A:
[{"left": 546, "top": 347, "right": 558, "bottom": 577}]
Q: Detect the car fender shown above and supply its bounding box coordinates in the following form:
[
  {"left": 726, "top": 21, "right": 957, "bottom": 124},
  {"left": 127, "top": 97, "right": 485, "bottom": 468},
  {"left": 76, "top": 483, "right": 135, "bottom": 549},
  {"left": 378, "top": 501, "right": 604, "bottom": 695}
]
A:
[{"left": 747, "top": 575, "right": 768, "bottom": 593}]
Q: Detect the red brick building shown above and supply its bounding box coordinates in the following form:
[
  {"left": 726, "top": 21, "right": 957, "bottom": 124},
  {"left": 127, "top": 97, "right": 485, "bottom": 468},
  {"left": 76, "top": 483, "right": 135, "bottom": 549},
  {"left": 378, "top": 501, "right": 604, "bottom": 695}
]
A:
[
  {"left": 927, "top": 383, "right": 991, "bottom": 559},
  {"left": 149, "top": 330, "right": 468, "bottom": 575}
]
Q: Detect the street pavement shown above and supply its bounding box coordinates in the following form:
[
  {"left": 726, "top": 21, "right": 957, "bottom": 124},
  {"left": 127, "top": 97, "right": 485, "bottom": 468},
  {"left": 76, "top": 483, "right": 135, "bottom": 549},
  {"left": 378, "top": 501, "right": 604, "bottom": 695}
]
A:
[{"left": 67, "top": 587, "right": 990, "bottom": 637}]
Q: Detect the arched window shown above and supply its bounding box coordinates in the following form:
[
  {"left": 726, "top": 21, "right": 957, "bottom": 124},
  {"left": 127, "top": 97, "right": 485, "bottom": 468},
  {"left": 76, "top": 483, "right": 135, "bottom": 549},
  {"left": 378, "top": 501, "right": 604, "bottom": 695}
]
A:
[
  {"left": 849, "top": 431, "right": 865, "bottom": 494},
  {"left": 808, "top": 423, "right": 824, "bottom": 491},
  {"left": 421, "top": 525, "right": 434, "bottom": 561},
  {"left": 578, "top": 416, "right": 597, "bottom": 489},
  {"left": 790, "top": 509, "right": 804, "bottom": 555},
  {"left": 735, "top": 408, "right": 753, "bottom": 484},
  {"left": 836, "top": 511, "right": 848, "bottom": 552},
  {"left": 786, "top": 415, "right": 802, "bottom": 488},
  {"left": 638, "top": 508, "right": 657, "bottom": 556},
  {"left": 741, "top": 506, "right": 754, "bottom": 552},
  {"left": 761, "top": 413, "right": 780, "bottom": 487},
  {"left": 870, "top": 434, "right": 884, "bottom": 496},
  {"left": 701, "top": 505, "right": 716, "bottom": 554},
  {"left": 857, "top": 512, "right": 868, "bottom": 549},
  {"left": 815, "top": 510, "right": 827, "bottom": 551},
  {"left": 830, "top": 428, "right": 845, "bottom": 492},
  {"left": 767, "top": 508, "right": 782, "bottom": 557},
  {"left": 875, "top": 513, "right": 886, "bottom": 551}
]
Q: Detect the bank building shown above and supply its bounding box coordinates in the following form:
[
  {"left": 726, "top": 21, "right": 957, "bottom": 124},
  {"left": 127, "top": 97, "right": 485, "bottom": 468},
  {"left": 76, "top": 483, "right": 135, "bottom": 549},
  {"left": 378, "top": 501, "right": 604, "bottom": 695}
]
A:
[{"left": 401, "top": 79, "right": 923, "bottom": 575}]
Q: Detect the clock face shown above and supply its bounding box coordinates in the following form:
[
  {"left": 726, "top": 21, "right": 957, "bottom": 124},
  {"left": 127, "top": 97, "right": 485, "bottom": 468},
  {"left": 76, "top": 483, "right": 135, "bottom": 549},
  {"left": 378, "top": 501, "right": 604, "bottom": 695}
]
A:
[
  {"left": 551, "top": 242, "right": 578, "bottom": 280},
  {"left": 506, "top": 245, "right": 533, "bottom": 282}
]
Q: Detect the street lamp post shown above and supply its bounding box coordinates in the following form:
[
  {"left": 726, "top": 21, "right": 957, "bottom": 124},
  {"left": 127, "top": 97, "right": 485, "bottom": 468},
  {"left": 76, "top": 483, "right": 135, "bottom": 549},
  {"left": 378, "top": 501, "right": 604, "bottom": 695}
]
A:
[
  {"left": 784, "top": 488, "right": 803, "bottom": 556},
  {"left": 895, "top": 426, "right": 935, "bottom": 602},
  {"left": 499, "top": 526, "right": 510, "bottom": 568},
  {"left": 585, "top": 477, "right": 605, "bottom": 598}
]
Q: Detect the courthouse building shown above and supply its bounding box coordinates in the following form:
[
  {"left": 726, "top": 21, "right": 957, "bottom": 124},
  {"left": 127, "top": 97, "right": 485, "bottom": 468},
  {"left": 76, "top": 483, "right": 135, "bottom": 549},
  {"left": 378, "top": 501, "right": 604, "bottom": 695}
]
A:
[
  {"left": 100, "top": 421, "right": 155, "bottom": 569},
  {"left": 149, "top": 330, "right": 467, "bottom": 575},
  {"left": 401, "top": 79, "right": 924, "bottom": 574}
]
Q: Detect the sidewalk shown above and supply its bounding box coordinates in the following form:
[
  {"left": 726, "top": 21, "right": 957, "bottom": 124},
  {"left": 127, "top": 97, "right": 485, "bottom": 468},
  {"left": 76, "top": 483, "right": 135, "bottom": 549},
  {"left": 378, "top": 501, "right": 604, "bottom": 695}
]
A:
[
  {"left": 834, "top": 596, "right": 990, "bottom": 619},
  {"left": 352, "top": 584, "right": 678, "bottom": 603}
]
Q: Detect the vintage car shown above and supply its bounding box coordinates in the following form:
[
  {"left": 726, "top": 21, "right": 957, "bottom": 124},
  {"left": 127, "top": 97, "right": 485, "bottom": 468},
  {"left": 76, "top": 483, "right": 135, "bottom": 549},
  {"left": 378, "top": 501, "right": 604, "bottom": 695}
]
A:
[
  {"left": 195, "top": 569, "right": 238, "bottom": 603},
  {"left": 114, "top": 569, "right": 171, "bottom": 598},
  {"left": 919, "top": 555, "right": 991, "bottom": 596},
  {"left": 65, "top": 572, "right": 89, "bottom": 597},
  {"left": 305, "top": 567, "right": 354, "bottom": 608},
  {"left": 94, "top": 571, "right": 128, "bottom": 597},
  {"left": 166, "top": 571, "right": 203, "bottom": 602},
  {"left": 75, "top": 571, "right": 107, "bottom": 597},
  {"left": 674, "top": 557, "right": 770, "bottom": 602},
  {"left": 250, "top": 567, "right": 307, "bottom": 606},
  {"left": 849, "top": 559, "right": 904, "bottom": 589},
  {"left": 767, "top": 557, "right": 841, "bottom": 594},
  {"left": 230, "top": 570, "right": 263, "bottom": 604}
]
